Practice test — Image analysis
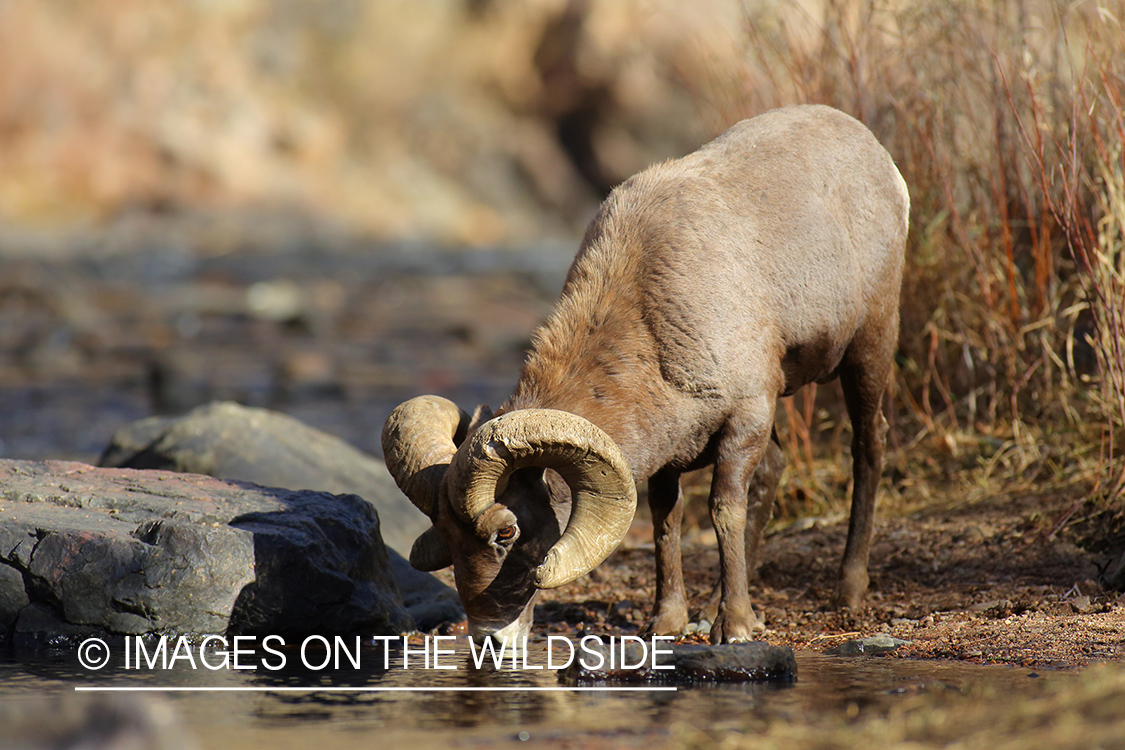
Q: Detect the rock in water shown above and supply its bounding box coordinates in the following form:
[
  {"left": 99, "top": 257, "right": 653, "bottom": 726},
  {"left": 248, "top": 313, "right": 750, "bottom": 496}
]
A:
[
  {"left": 98, "top": 401, "right": 464, "bottom": 630},
  {"left": 560, "top": 640, "right": 797, "bottom": 685},
  {"left": 0, "top": 459, "right": 414, "bottom": 644}
]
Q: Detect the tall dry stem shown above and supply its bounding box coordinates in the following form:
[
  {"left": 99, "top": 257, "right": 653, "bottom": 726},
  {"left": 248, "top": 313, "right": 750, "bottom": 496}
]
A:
[{"left": 683, "top": 0, "right": 1125, "bottom": 510}]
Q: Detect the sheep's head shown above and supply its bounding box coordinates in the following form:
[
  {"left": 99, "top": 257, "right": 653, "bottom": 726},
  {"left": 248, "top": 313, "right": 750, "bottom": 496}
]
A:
[{"left": 382, "top": 396, "right": 636, "bottom": 648}]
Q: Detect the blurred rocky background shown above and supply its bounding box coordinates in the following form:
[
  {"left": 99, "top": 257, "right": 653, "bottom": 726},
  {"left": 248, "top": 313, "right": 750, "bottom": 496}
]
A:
[
  {"left": 1, "top": 0, "right": 1122, "bottom": 542},
  {"left": 0, "top": 0, "right": 736, "bottom": 243},
  {"left": 0, "top": 0, "right": 753, "bottom": 462}
]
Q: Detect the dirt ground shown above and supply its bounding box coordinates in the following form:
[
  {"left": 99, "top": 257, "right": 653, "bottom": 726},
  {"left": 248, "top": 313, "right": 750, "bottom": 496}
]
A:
[{"left": 517, "top": 488, "right": 1125, "bottom": 669}]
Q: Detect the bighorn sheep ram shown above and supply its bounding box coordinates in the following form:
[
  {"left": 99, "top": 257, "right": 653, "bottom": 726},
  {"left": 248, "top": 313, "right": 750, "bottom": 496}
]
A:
[{"left": 383, "top": 104, "right": 908, "bottom": 646}]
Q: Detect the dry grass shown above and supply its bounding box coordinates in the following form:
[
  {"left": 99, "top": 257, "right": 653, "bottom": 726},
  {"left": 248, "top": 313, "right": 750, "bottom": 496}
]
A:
[{"left": 677, "top": 0, "right": 1125, "bottom": 521}]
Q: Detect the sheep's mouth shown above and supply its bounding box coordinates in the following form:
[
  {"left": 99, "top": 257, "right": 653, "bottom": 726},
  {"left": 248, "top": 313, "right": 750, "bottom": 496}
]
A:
[{"left": 467, "top": 604, "right": 535, "bottom": 656}]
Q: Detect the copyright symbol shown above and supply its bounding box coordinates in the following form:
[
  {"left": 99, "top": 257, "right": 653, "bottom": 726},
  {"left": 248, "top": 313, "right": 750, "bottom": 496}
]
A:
[{"left": 78, "top": 638, "right": 111, "bottom": 670}]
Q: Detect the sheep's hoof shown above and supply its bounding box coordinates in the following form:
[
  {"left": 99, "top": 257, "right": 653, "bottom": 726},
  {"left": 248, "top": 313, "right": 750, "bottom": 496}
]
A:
[
  {"left": 642, "top": 606, "right": 690, "bottom": 637},
  {"left": 831, "top": 569, "right": 869, "bottom": 609},
  {"left": 708, "top": 610, "right": 764, "bottom": 644}
]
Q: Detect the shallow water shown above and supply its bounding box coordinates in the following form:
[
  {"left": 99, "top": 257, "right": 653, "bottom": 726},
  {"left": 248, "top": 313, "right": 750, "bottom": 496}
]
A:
[
  {"left": 0, "top": 241, "right": 568, "bottom": 464},
  {"left": 0, "top": 639, "right": 1056, "bottom": 749}
]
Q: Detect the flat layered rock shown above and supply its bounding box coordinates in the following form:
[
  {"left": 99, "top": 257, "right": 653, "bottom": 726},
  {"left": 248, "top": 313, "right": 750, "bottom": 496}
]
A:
[
  {"left": 0, "top": 459, "right": 414, "bottom": 644},
  {"left": 98, "top": 401, "right": 428, "bottom": 557}
]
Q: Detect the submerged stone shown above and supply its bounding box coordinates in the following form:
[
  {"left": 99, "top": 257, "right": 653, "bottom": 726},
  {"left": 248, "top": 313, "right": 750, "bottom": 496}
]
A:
[{"left": 560, "top": 640, "right": 797, "bottom": 685}]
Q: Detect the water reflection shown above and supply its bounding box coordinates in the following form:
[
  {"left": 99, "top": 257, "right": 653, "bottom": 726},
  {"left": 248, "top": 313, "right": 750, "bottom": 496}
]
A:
[{"left": 0, "top": 640, "right": 1056, "bottom": 749}]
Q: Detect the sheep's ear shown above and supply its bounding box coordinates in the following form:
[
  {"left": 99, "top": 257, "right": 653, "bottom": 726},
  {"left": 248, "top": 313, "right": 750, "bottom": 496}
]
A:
[
  {"left": 409, "top": 527, "right": 453, "bottom": 571},
  {"left": 452, "top": 405, "right": 493, "bottom": 446},
  {"left": 466, "top": 404, "right": 494, "bottom": 434}
]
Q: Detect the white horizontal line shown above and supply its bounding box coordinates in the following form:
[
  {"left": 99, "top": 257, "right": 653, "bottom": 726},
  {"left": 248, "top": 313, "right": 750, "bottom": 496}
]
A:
[{"left": 74, "top": 686, "right": 677, "bottom": 693}]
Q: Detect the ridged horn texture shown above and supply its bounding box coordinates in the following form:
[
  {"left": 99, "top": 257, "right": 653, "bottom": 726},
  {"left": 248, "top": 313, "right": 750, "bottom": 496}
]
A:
[
  {"left": 446, "top": 409, "right": 636, "bottom": 589},
  {"left": 381, "top": 395, "right": 468, "bottom": 519}
]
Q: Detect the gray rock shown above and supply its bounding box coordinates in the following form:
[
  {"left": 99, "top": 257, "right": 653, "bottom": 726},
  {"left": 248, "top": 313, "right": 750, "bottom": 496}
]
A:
[
  {"left": 0, "top": 458, "right": 414, "bottom": 643},
  {"left": 1069, "top": 595, "right": 1094, "bottom": 614},
  {"left": 387, "top": 552, "right": 463, "bottom": 633},
  {"left": 560, "top": 640, "right": 796, "bottom": 685},
  {"left": 15, "top": 603, "right": 102, "bottom": 640},
  {"left": 824, "top": 634, "right": 912, "bottom": 656},
  {"left": 0, "top": 562, "right": 29, "bottom": 630},
  {"left": 97, "top": 401, "right": 464, "bottom": 630}
]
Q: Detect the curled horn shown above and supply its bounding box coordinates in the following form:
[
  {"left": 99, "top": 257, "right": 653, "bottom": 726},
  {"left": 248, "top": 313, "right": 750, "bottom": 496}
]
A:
[
  {"left": 381, "top": 395, "right": 469, "bottom": 519},
  {"left": 445, "top": 409, "right": 636, "bottom": 589}
]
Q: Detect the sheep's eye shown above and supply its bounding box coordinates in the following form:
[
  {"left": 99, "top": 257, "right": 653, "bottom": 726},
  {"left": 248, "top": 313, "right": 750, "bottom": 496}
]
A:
[{"left": 496, "top": 525, "right": 517, "bottom": 543}]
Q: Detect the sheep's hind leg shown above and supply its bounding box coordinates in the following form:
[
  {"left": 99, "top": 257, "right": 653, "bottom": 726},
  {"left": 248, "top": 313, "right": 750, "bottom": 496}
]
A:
[{"left": 833, "top": 316, "right": 896, "bottom": 609}]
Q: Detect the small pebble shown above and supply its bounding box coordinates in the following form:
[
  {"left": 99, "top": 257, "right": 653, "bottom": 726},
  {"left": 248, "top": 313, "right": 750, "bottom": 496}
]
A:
[
  {"left": 961, "top": 526, "right": 986, "bottom": 544},
  {"left": 1069, "top": 595, "right": 1093, "bottom": 614},
  {"left": 825, "top": 634, "right": 911, "bottom": 656}
]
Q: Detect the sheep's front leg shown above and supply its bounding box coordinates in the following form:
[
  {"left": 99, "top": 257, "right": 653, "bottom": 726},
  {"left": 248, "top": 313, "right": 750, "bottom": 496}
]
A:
[
  {"left": 708, "top": 402, "right": 774, "bottom": 644},
  {"left": 700, "top": 433, "right": 783, "bottom": 626},
  {"left": 645, "top": 468, "right": 689, "bottom": 635}
]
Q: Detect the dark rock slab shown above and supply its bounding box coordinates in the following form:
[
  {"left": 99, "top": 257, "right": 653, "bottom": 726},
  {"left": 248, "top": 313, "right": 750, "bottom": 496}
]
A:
[
  {"left": 824, "top": 634, "right": 912, "bottom": 656},
  {"left": 560, "top": 640, "right": 797, "bottom": 685},
  {"left": 98, "top": 401, "right": 464, "bottom": 630},
  {"left": 0, "top": 562, "right": 29, "bottom": 629},
  {"left": 0, "top": 459, "right": 414, "bottom": 643}
]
